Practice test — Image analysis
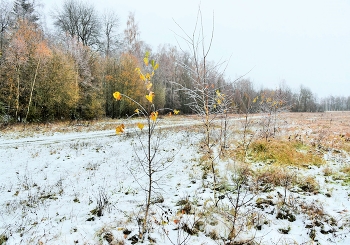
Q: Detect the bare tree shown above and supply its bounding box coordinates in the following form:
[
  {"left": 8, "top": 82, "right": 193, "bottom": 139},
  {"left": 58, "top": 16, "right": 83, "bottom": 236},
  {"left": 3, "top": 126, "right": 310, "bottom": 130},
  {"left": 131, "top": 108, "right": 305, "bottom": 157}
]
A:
[
  {"left": 173, "top": 7, "right": 240, "bottom": 206},
  {"left": 53, "top": 0, "right": 101, "bottom": 47},
  {"left": 101, "top": 10, "right": 120, "bottom": 57},
  {"left": 0, "top": 0, "right": 12, "bottom": 54},
  {"left": 123, "top": 12, "right": 147, "bottom": 61},
  {"left": 258, "top": 88, "right": 290, "bottom": 141}
]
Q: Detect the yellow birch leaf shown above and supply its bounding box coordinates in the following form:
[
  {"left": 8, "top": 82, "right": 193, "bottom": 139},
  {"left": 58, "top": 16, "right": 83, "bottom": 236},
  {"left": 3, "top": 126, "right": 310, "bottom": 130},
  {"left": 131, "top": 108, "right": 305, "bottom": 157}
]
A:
[
  {"left": 173, "top": 109, "right": 180, "bottom": 115},
  {"left": 144, "top": 57, "right": 149, "bottom": 66},
  {"left": 217, "top": 99, "right": 222, "bottom": 105},
  {"left": 146, "top": 73, "right": 151, "bottom": 80},
  {"left": 146, "top": 82, "right": 152, "bottom": 91},
  {"left": 134, "top": 108, "right": 139, "bottom": 114},
  {"left": 113, "top": 91, "right": 122, "bottom": 100},
  {"left": 137, "top": 122, "right": 144, "bottom": 130},
  {"left": 116, "top": 124, "right": 125, "bottom": 134},
  {"left": 145, "top": 92, "right": 154, "bottom": 103},
  {"left": 150, "top": 111, "right": 158, "bottom": 121},
  {"left": 140, "top": 74, "right": 146, "bottom": 81},
  {"left": 154, "top": 63, "right": 159, "bottom": 70}
]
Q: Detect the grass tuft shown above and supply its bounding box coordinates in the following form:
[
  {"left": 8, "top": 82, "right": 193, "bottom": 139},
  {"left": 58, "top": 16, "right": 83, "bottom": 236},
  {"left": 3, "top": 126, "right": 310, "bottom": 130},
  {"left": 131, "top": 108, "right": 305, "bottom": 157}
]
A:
[{"left": 247, "top": 140, "right": 324, "bottom": 167}]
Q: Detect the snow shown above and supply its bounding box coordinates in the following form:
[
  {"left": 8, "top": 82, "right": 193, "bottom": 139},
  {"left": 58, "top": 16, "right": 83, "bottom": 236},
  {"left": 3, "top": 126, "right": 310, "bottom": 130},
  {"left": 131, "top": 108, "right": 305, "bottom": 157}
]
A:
[{"left": 1, "top": 116, "right": 350, "bottom": 244}]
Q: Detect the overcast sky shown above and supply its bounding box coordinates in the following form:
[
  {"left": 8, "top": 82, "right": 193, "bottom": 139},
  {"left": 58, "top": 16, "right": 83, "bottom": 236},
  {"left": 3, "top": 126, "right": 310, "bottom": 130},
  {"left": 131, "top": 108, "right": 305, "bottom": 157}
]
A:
[{"left": 42, "top": 0, "right": 350, "bottom": 98}]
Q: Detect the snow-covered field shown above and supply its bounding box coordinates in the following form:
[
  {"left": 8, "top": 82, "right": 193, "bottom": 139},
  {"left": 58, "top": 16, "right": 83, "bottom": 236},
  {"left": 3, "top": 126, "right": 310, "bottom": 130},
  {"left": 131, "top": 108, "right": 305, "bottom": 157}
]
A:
[{"left": 1, "top": 114, "right": 350, "bottom": 245}]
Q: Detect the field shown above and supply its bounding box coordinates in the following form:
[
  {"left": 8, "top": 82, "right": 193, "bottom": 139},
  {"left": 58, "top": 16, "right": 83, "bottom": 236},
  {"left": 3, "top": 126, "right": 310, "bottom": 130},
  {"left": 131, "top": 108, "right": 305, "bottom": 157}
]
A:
[{"left": 1, "top": 112, "right": 350, "bottom": 245}]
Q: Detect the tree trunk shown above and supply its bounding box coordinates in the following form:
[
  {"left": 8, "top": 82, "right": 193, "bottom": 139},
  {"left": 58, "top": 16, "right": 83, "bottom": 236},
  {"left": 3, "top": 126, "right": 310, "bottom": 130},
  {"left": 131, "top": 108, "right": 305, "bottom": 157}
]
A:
[{"left": 25, "top": 58, "right": 40, "bottom": 122}]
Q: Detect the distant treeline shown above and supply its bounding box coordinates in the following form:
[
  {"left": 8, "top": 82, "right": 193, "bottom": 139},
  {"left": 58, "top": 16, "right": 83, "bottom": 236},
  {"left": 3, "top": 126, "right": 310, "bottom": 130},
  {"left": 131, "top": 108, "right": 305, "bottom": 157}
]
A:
[{"left": 0, "top": 0, "right": 348, "bottom": 123}]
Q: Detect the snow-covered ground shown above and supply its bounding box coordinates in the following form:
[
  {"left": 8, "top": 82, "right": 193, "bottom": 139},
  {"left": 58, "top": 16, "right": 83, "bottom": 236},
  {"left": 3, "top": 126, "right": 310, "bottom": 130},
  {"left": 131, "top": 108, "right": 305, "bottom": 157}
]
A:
[{"left": 1, "top": 115, "right": 350, "bottom": 245}]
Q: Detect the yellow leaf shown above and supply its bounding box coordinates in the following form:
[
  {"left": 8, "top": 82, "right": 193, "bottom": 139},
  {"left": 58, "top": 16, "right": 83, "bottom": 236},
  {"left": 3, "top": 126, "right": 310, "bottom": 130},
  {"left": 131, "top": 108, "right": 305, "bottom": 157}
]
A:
[
  {"left": 113, "top": 91, "right": 122, "bottom": 100},
  {"left": 140, "top": 74, "right": 146, "bottom": 81},
  {"left": 134, "top": 108, "right": 139, "bottom": 114},
  {"left": 173, "top": 109, "right": 180, "bottom": 115},
  {"left": 146, "top": 73, "right": 151, "bottom": 80},
  {"left": 116, "top": 124, "right": 125, "bottom": 134},
  {"left": 137, "top": 123, "right": 144, "bottom": 130},
  {"left": 135, "top": 67, "right": 141, "bottom": 74},
  {"left": 146, "top": 82, "right": 152, "bottom": 91},
  {"left": 145, "top": 92, "right": 155, "bottom": 103},
  {"left": 217, "top": 99, "right": 222, "bottom": 105},
  {"left": 150, "top": 111, "right": 158, "bottom": 121},
  {"left": 154, "top": 63, "right": 159, "bottom": 70},
  {"left": 144, "top": 57, "right": 149, "bottom": 66}
]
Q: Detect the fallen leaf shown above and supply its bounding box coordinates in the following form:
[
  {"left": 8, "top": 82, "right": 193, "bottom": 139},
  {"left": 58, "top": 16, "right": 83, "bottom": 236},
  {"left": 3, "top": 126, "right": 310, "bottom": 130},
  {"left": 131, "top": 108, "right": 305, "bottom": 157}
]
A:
[{"left": 116, "top": 124, "right": 125, "bottom": 134}]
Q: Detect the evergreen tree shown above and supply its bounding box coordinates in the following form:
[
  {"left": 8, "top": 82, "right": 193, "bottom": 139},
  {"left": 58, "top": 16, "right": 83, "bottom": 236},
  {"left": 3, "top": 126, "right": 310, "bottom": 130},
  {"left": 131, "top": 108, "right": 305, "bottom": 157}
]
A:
[{"left": 12, "top": 0, "right": 39, "bottom": 24}]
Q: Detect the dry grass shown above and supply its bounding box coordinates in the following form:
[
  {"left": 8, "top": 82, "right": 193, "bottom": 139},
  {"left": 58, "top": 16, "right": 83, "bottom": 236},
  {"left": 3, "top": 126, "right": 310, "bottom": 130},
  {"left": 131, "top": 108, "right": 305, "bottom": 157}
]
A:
[
  {"left": 247, "top": 140, "right": 325, "bottom": 167},
  {"left": 339, "top": 165, "right": 350, "bottom": 185},
  {"left": 297, "top": 175, "right": 320, "bottom": 193},
  {"left": 254, "top": 166, "right": 297, "bottom": 188}
]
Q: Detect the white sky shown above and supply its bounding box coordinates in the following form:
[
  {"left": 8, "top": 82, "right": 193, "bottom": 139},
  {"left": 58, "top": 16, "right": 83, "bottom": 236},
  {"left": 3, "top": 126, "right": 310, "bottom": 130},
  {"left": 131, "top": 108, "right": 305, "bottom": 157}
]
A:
[{"left": 42, "top": 0, "right": 350, "bottom": 98}]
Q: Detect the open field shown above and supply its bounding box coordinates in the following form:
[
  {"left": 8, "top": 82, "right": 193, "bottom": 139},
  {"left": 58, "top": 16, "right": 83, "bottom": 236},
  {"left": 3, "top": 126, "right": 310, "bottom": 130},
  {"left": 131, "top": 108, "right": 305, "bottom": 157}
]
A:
[{"left": 1, "top": 112, "right": 350, "bottom": 245}]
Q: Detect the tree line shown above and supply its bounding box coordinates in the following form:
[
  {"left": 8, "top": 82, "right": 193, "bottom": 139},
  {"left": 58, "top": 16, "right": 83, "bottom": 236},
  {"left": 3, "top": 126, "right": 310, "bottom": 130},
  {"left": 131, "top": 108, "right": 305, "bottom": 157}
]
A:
[{"left": 0, "top": 0, "right": 348, "bottom": 123}]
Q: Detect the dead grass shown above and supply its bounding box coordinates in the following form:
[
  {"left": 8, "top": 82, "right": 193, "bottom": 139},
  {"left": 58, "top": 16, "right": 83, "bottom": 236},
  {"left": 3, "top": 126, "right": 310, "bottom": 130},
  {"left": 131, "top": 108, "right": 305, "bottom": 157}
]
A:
[
  {"left": 297, "top": 175, "right": 320, "bottom": 193},
  {"left": 254, "top": 166, "right": 297, "bottom": 190},
  {"left": 339, "top": 165, "right": 350, "bottom": 185},
  {"left": 247, "top": 140, "right": 325, "bottom": 167}
]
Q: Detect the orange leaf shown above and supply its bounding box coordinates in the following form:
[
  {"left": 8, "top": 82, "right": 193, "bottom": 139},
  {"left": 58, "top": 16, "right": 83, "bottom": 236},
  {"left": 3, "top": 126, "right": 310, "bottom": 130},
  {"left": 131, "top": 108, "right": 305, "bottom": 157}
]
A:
[
  {"left": 113, "top": 91, "right": 122, "bottom": 100},
  {"left": 116, "top": 124, "right": 125, "bottom": 134},
  {"left": 150, "top": 111, "right": 158, "bottom": 121},
  {"left": 174, "top": 219, "right": 180, "bottom": 225}
]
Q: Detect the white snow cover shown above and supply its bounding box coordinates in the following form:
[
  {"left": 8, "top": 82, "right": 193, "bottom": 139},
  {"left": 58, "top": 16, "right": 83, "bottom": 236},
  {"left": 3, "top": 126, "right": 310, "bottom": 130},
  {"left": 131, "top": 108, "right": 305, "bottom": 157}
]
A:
[{"left": 0, "top": 117, "right": 349, "bottom": 245}]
